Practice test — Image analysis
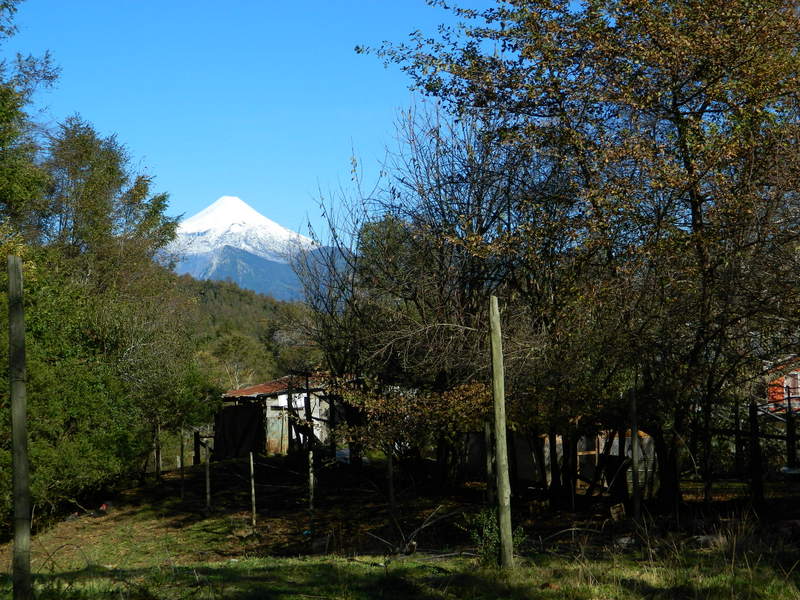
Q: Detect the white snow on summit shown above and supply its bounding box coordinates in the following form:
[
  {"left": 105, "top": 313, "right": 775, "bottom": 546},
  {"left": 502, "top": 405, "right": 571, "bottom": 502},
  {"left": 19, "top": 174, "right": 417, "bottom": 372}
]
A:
[{"left": 170, "top": 196, "right": 314, "bottom": 263}]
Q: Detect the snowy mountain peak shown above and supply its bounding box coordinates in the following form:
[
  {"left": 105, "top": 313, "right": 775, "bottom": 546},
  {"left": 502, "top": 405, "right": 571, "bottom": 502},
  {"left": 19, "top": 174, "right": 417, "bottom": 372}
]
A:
[
  {"left": 170, "top": 196, "right": 314, "bottom": 264},
  {"left": 181, "top": 196, "right": 265, "bottom": 233}
]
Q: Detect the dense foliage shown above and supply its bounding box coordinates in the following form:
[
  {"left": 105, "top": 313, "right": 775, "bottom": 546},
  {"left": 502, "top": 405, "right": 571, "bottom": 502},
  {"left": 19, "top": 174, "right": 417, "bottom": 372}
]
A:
[
  {"left": 0, "top": 1, "right": 312, "bottom": 526},
  {"left": 178, "top": 276, "right": 322, "bottom": 390},
  {"left": 306, "top": 0, "right": 800, "bottom": 509}
]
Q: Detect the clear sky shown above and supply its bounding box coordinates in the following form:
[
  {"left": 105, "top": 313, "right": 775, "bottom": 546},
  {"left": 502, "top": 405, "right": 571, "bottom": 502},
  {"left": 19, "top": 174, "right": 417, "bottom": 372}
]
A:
[{"left": 4, "top": 1, "right": 484, "bottom": 236}]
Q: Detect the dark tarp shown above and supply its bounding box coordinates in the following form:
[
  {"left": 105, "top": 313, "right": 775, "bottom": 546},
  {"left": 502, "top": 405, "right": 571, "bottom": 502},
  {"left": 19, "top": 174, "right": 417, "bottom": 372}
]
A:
[{"left": 213, "top": 403, "right": 265, "bottom": 460}]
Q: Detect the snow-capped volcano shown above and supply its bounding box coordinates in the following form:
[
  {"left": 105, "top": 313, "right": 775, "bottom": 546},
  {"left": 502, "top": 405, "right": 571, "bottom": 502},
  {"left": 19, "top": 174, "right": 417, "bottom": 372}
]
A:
[
  {"left": 166, "top": 196, "right": 316, "bottom": 301},
  {"left": 172, "top": 195, "right": 314, "bottom": 263}
]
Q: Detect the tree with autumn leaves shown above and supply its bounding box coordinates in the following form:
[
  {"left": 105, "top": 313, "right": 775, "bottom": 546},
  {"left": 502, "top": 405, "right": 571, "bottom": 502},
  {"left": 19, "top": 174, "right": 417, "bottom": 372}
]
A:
[{"left": 307, "top": 0, "right": 800, "bottom": 511}]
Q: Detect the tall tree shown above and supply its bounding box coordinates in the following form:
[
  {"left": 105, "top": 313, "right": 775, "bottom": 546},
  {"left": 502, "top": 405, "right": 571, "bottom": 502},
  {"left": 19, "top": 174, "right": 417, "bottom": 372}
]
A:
[{"left": 371, "top": 0, "right": 800, "bottom": 508}]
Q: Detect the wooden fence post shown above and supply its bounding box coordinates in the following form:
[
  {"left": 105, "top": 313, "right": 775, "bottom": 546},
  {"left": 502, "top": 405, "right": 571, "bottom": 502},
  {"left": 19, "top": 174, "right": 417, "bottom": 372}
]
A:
[
  {"left": 548, "top": 429, "right": 562, "bottom": 507},
  {"left": 734, "top": 402, "right": 743, "bottom": 477},
  {"left": 305, "top": 373, "right": 315, "bottom": 513},
  {"left": 630, "top": 388, "right": 641, "bottom": 521},
  {"left": 586, "top": 430, "right": 616, "bottom": 496},
  {"left": 611, "top": 428, "right": 629, "bottom": 502},
  {"left": 193, "top": 431, "right": 201, "bottom": 466},
  {"left": 180, "top": 426, "right": 185, "bottom": 500},
  {"left": 250, "top": 451, "right": 257, "bottom": 528},
  {"left": 786, "top": 387, "right": 796, "bottom": 469},
  {"left": 9, "top": 255, "right": 31, "bottom": 600},
  {"left": 205, "top": 443, "right": 211, "bottom": 513},
  {"left": 287, "top": 379, "right": 297, "bottom": 453},
  {"left": 489, "top": 295, "right": 514, "bottom": 568},
  {"left": 749, "top": 400, "right": 764, "bottom": 510}
]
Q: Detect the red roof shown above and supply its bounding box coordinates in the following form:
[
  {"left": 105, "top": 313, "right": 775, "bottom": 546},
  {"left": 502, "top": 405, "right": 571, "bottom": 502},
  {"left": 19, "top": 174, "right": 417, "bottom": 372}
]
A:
[
  {"left": 224, "top": 375, "right": 325, "bottom": 399},
  {"left": 769, "top": 375, "right": 786, "bottom": 404}
]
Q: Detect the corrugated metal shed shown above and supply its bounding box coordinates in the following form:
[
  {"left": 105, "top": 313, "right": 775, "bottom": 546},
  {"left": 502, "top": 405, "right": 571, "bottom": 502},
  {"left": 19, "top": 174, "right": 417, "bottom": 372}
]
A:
[
  {"left": 219, "top": 374, "right": 332, "bottom": 456},
  {"left": 224, "top": 375, "right": 325, "bottom": 400}
]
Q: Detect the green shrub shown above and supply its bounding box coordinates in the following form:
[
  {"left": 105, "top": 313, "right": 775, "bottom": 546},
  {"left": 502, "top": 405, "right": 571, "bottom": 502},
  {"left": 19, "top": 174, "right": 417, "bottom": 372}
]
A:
[{"left": 463, "top": 508, "right": 525, "bottom": 566}]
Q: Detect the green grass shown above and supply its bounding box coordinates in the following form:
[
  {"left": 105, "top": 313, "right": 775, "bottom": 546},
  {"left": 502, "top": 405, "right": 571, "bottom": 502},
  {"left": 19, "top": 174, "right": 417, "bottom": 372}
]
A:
[
  {"left": 3, "top": 542, "right": 799, "bottom": 599},
  {"left": 2, "top": 464, "right": 799, "bottom": 599},
  {"left": 4, "top": 555, "right": 799, "bottom": 600}
]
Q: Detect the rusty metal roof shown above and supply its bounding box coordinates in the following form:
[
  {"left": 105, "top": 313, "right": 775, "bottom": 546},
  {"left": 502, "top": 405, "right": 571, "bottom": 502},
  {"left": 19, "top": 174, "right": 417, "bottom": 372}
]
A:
[{"left": 224, "top": 375, "right": 325, "bottom": 399}]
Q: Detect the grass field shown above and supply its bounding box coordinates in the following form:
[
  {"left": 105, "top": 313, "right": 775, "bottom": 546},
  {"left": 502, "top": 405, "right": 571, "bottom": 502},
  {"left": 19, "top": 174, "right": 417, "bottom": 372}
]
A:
[{"left": 0, "top": 458, "right": 798, "bottom": 599}]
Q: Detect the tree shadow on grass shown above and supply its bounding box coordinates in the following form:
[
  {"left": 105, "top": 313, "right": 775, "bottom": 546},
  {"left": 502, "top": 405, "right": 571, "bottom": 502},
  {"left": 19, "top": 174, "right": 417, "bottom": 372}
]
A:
[
  {"left": 0, "top": 560, "right": 581, "bottom": 600},
  {"left": 615, "top": 577, "right": 743, "bottom": 600}
]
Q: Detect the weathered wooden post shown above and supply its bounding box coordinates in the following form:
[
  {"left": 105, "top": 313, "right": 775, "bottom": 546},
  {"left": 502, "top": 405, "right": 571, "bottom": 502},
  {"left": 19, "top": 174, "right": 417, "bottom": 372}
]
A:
[
  {"left": 205, "top": 443, "right": 211, "bottom": 513},
  {"left": 9, "top": 256, "right": 31, "bottom": 600},
  {"left": 749, "top": 399, "right": 764, "bottom": 510},
  {"left": 193, "top": 430, "right": 201, "bottom": 466},
  {"left": 629, "top": 388, "right": 641, "bottom": 521},
  {"left": 179, "top": 426, "right": 185, "bottom": 500},
  {"left": 249, "top": 451, "right": 257, "bottom": 528},
  {"left": 734, "top": 402, "right": 743, "bottom": 477},
  {"left": 786, "top": 386, "right": 796, "bottom": 469},
  {"left": 586, "top": 431, "right": 616, "bottom": 496},
  {"left": 614, "top": 427, "right": 629, "bottom": 502},
  {"left": 489, "top": 295, "right": 514, "bottom": 568},
  {"left": 305, "top": 373, "right": 315, "bottom": 512},
  {"left": 548, "top": 429, "right": 562, "bottom": 506},
  {"left": 287, "top": 379, "right": 297, "bottom": 453}
]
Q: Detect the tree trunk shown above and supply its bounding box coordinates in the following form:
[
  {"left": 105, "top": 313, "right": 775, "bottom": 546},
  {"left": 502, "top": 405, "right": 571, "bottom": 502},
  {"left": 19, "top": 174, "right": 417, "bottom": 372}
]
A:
[
  {"left": 654, "top": 421, "right": 684, "bottom": 515},
  {"left": 610, "top": 428, "right": 629, "bottom": 503},
  {"left": 193, "top": 430, "right": 201, "bottom": 466},
  {"left": 587, "top": 430, "right": 616, "bottom": 496},
  {"left": 9, "top": 255, "right": 31, "bottom": 600}
]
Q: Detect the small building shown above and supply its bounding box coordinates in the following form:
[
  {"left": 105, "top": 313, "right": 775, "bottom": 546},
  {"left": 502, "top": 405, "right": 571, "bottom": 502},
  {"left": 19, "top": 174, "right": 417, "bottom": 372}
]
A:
[
  {"left": 214, "top": 375, "right": 332, "bottom": 459},
  {"left": 765, "top": 356, "right": 800, "bottom": 417}
]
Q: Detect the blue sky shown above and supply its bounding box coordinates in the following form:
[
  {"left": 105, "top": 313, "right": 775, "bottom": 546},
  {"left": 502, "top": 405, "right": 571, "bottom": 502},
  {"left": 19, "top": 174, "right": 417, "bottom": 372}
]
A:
[{"left": 4, "top": 1, "right": 485, "bottom": 236}]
